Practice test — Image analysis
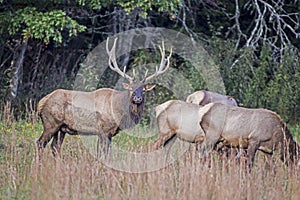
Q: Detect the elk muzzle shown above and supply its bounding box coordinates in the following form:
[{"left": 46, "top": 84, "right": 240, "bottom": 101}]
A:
[{"left": 131, "top": 87, "right": 145, "bottom": 104}]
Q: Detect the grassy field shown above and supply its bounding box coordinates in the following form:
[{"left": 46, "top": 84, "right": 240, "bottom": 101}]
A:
[{"left": 1, "top": 113, "right": 300, "bottom": 199}]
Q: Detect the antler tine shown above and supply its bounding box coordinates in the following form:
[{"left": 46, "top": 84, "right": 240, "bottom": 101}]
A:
[
  {"left": 132, "top": 68, "right": 136, "bottom": 80},
  {"left": 144, "top": 69, "right": 148, "bottom": 78},
  {"left": 143, "top": 41, "right": 173, "bottom": 83},
  {"left": 123, "top": 65, "right": 127, "bottom": 77},
  {"left": 106, "top": 37, "right": 134, "bottom": 82},
  {"left": 158, "top": 43, "right": 172, "bottom": 74},
  {"left": 158, "top": 42, "right": 165, "bottom": 71}
]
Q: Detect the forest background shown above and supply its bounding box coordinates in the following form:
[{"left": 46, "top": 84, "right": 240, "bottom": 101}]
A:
[{"left": 0, "top": 0, "right": 299, "bottom": 124}]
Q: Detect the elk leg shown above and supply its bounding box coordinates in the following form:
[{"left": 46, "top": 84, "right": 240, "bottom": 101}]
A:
[
  {"left": 198, "top": 132, "right": 219, "bottom": 158},
  {"left": 247, "top": 140, "right": 260, "bottom": 168},
  {"left": 163, "top": 135, "right": 178, "bottom": 159},
  {"left": 164, "top": 134, "right": 177, "bottom": 148},
  {"left": 96, "top": 135, "right": 102, "bottom": 159},
  {"left": 235, "top": 148, "right": 246, "bottom": 160},
  {"left": 51, "top": 130, "right": 66, "bottom": 157},
  {"left": 263, "top": 154, "right": 276, "bottom": 172},
  {"left": 97, "top": 135, "right": 111, "bottom": 159},
  {"left": 105, "top": 136, "right": 112, "bottom": 155},
  {"left": 195, "top": 134, "right": 205, "bottom": 151},
  {"left": 37, "top": 127, "right": 59, "bottom": 149},
  {"left": 36, "top": 126, "right": 60, "bottom": 159},
  {"left": 151, "top": 131, "right": 176, "bottom": 151}
]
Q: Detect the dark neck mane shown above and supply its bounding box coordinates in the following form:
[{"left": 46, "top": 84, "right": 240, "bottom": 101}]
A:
[
  {"left": 129, "top": 102, "right": 145, "bottom": 124},
  {"left": 118, "top": 91, "right": 145, "bottom": 130}
]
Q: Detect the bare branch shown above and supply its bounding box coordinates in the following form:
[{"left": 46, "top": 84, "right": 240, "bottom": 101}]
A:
[
  {"left": 227, "top": 0, "right": 247, "bottom": 50},
  {"left": 228, "top": 0, "right": 300, "bottom": 63}
]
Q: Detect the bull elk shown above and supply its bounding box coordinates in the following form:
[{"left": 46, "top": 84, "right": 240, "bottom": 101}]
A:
[
  {"left": 37, "top": 38, "right": 172, "bottom": 157},
  {"left": 152, "top": 100, "right": 300, "bottom": 168}
]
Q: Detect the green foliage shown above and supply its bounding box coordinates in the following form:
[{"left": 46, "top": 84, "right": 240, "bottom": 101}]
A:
[
  {"left": 289, "top": 124, "right": 300, "bottom": 142},
  {"left": 116, "top": 0, "right": 181, "bottom": 17},
  {"left": 0, "top": 119, "right": 43, "bottom": 148},
  {"left": 76, "top": 0, "right": 181, "bottom": 17},
  {"left": 76, "top": 0, "right": 111, "bottom": 9},
  {"left": 0, "top": 0, "right": 299, "bottom": 125},
  {"left": 235, "top": 46, "right": 300, "bottom": 123},
  {"left": 207, "top": 37, "right": 251, "bottom": 99},
  {"left": 4, "top": 7, "right": 86, "bottom": 43},
  {"left": 264, "top": 49, "right": 300, "bottom": 123},
  {"left": 113, "top": 124, "right": 156, "bottom": 150},
  {"left": 211, "top": 35, "right": 300, "bottom": 124},
  {"left": 243, "top": 46, "right": 271, "bottom": 108}
]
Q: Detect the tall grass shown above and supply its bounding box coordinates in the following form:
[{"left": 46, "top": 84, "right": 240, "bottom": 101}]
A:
[{"left": 1, "top": 104, "right": 300, "bottom": 200}]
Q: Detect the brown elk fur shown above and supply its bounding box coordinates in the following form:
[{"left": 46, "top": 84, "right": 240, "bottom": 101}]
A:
[
  {"left": 37, "top": 84, "right": 154, "bottom": 157},
  {"left": 37, "top": 38, "right": 172, "bottom": 158},
  {"left": 186, "top": 90, "right": 238, "bottom": 107},
  {"left": 153, "top": 101, "right": 300, "bottom": 167}
]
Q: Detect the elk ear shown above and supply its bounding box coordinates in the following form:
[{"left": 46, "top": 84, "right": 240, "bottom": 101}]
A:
[
  {"left": 144, "top": 84, "right": 155, "bottom": 91},
  {"left": 122, "top": 83, "right": 132, "bottom": 90}
]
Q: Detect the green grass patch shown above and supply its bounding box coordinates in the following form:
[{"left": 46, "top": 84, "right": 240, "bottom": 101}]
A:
[{"left": 289, "top": 124, "right": 300, "bottom": 142}]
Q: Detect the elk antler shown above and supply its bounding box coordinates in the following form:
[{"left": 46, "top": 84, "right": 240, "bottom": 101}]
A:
[
  {"left": 106, "top": 37, "right": 134, "bottom": 82},
  {"left": 143, "top": 41, "right": 173, "bottom": 83}
]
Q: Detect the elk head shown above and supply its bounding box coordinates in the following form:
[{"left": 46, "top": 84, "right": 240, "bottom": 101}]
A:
[{"left": 106, "top": 37, "right": 172, "bottom": 105}]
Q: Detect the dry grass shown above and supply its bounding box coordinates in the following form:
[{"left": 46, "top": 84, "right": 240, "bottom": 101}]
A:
[{"left": 1, "top": 104, "right": 300, "bottom": 200}]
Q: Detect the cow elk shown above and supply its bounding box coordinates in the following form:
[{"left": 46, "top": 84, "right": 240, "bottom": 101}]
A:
[
  {"left": 186, "top": 90, "right": 238, "bottom": 107},
  {"left": 37, "top": 38, "right": 172, "bottom": 158},
  {"left": 151, "top": 100, "right": 211, "bottom": 151},
  {"left": 187, "top": 90, "right": 240, "bottom": 156},
  {"left": 152, "top": 100, "right": 300, "bottom": 168}
]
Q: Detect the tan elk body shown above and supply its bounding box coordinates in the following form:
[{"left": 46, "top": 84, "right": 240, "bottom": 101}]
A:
[
  {"left": 153, "top": 100, "right": 300, "bottom": 167},
  {"left": 153, "top": 91, "right": 238, "bottom": 152},
  {"left": 186, "top": 90, "right": 238, "bottom": 106},
  {"left": 153, "top": 100, "right": 213, "bottom": 148}
]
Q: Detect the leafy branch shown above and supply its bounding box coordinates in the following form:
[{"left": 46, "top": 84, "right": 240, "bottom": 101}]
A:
[{"left": 6, "top": 7, "right": 86, "bottom": 44}]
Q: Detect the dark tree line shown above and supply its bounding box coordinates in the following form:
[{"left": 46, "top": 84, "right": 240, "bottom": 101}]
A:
[{"left": 0, "top": 0, "right": 299, "bottom": 123}]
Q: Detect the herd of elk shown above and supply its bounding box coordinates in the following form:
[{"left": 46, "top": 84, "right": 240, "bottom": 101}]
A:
[
  {"left": 37, "top": 38, "right": 300, "bottom": 168},
  {"left": 152, "top": 91, "right": 238, "bottom": 151},
  {"left": 152, "top": 100, "right": 300, "bottom": 167},
  {"left": 36, "top": 38, "right": 172, "bottom": 157}
]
